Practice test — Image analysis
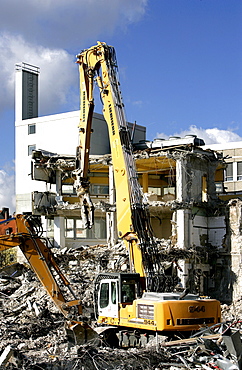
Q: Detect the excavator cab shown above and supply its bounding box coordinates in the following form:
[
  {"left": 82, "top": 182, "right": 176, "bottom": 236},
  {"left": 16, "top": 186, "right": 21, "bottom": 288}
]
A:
[{"left": 95, "top": 273, "right": 141, "bottom": 321}]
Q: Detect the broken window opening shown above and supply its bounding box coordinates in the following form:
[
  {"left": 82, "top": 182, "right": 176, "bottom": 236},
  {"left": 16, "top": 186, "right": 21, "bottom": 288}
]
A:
[
  {"left": 163, "top": 186, "right": 175, "bottom": 198},
  {"left": 215, "top": 182, "right": 223, "bottom": 193},
  {"left": 202, "top": 175, "right": 208, "bottom": 202},
  {"left": 46, "top": 218, "right": 54, "bottom": 239},
  {"left": 148, "top": 187, "right": 162, "bottom": 196},
  {"left": 62, "top": 184, "right": 75, "bottom": 195}
]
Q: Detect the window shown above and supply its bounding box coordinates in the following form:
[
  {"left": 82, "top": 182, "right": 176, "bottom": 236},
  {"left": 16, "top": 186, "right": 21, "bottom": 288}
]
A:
[
  {"left": 28, "top": 144, "right": 36, "bottom": 156},
  {"left": 121, "top": 281, "right": 136, "bottom": 303},
  {"left": 65, "top": 219, "right": 74, "bottom": 238},
  {"left": 65, "top": 217, "right": 106, "bottom": 239},
  {"left": 75, "top": 219, "right": 85, "bottom": 238},
  {"left": 225, "top": 163, "right": 233, "bottom": 181},
  {"left": 46, "top": 218, "right": 54, "bottom": 239},
  {"left": 148, "top": 187, "right": 161, "bottom": 196},
  {"left": 111, "top": 282, "right": 117, "bottom": 304},
  {"left": 90, "top": 184, "right": 109, "bottom": 195},
  {"left": 215, "top": 182, "right": 223, "bottom": 193},
  {"left": 163, "top": 187, "right": 175, "bottom": 196},
  {"left": 100, "top": 283, "right": 109, "bottom": 308},
  {"left": 28, "top": 124, "right": 36, "bottom": 135},
  {"left": 237, "top": 162, "right": 242, "bottom": 181},
  {"left": 62, "top": 184, "right": 75, "bottom": 194}
]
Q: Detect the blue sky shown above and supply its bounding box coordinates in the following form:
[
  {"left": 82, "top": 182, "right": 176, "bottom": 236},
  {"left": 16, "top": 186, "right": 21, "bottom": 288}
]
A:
[
  {"left": 111, "top": 1, "right": 242, "bottom": 141},
  {"left": 0, "top": 0, "right": 241, "bottom": 210}
]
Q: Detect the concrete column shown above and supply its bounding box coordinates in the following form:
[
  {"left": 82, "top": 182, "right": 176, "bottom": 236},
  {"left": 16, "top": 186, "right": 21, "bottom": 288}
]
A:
[
  {"left": 55, "top": 170, "right": 63, "bottom": 205},
  {"left": 54, "top": 216, "right": 65, "bottom": 248},
  {"left": 176, "top": 208, "right": 191, "bottom": 251},
  {"left": 176, "top": 208, "right": 191, "bottom": 288},
  {"left": 229, "top": 200, "right": 242, "bottom": 301},
  {"left": 56, "top": 170, "right": 62, "bottom": 196},
  {"left": 176, "top": 157, "right": 188, "bottom": 202}
]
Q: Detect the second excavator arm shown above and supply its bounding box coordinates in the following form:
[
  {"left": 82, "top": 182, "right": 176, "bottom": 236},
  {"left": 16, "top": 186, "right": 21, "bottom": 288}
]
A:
[{"left": 0, "top": 214, "right": 96, "bottom": 344}]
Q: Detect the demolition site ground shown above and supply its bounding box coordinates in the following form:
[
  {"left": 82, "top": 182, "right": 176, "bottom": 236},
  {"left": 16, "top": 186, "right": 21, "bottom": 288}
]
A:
[{"left": 0, "top": 244, "right": 241, "bottom": 369}]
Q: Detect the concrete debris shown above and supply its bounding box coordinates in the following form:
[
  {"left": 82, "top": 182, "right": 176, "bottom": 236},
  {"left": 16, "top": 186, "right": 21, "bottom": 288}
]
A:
[
  {"left": 0, "top": 345, "right": 14, "bottom": 367},
  {"left": 0, "top": 246, "right": 241, "bottom": 369}
]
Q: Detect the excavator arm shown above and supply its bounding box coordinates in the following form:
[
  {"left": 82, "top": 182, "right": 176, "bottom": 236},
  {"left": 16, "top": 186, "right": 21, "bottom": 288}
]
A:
[
  {"left": 0, "top": 214, "right": 96, "bottom": 344},
  {"left": 0, "top": 214, "right": 80, "bottom": 317},
  {"left": 75, "top": 42, "right": 164, "bottom": 291}
]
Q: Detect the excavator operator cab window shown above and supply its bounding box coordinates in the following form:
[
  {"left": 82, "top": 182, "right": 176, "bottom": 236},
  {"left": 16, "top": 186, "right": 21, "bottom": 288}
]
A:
[
  {"left": 121, "top": 279, "right": 136, "bottom": 303},
  {"left": 111, "top": 281, "right": 117, "bottom": 304},
  {"left": 100, "top": 282, "right": 109, "bottom": 309},
  {"left": 99, "top": 280, "right": 118, "bottom": 308}
]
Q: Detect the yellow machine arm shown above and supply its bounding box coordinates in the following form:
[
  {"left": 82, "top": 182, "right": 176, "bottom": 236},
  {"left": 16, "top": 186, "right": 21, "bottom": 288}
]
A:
[
  {"left": 75, "top": 42, "right": 163, "bottom": 291},
  {"left": 0, "top": 214, "right": 82, "bottom": 317},
  {"left": 0, "top": 214, "right": 96, "bottom": 344}
]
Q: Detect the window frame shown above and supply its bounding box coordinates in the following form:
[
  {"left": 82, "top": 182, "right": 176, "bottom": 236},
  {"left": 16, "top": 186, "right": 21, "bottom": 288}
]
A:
[
  {"left": 237, "top": 162, "right": 242, "bottom": 181},
  {"left": 28, "top": 144, "right": 36, "bottom": 156},
  {"left": 28, "top": 123, "right": 36, "bottom": 135},
  {"left": 65, "top": 217, "right": 107, "bottom": 240},
  {"left": 225, "top": 162, "right": 233, "bottom": 182}
]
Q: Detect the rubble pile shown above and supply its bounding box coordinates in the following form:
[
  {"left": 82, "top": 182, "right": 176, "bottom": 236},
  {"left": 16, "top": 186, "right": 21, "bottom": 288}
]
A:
[
  {"left": 0, "top": 248, "right": 242, "bottom": 369},
  {"left": 156, "top": 241, "right": 194, "bottom": 262},
  {"left": 54, "top": 242, "right": 129, "bottom": 311}
]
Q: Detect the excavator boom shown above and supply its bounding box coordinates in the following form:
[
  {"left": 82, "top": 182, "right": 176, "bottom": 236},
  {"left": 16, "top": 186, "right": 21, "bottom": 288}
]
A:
[
  {"left": 75, "top": 42, "right": 167, "bottom": 290},
  {"left": 0, "top": 214, "right": 96, "bottom": 344}
]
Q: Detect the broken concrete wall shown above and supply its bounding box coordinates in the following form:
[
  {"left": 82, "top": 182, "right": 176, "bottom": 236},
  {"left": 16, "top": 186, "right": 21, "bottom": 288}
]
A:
[
  {"left": 227, "top": 199, "right": 242, "bottom": 302},
  {"left": 191, "top": 213, "right": 226, "bottom": 249},
  {"left": 175, "top": 151, "right": 218, "bottom": 204},
  {"left": 169, "top": 149, "right": 227, "bottom": 298},
  {"left": 169, "top": 202, "right": 227, "bottom": 297}
]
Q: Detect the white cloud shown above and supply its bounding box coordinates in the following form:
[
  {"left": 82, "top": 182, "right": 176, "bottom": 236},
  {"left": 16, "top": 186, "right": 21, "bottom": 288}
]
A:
[
  {"left": 0, "top": 0, "right": 148, "bottom": 211},
  {"left": 0, "top": 0, "right": 147, "bottom": 115},
  {"left": 0, "top": 33, "right": 77, "bottom": 115},
  {"left": 156, "top": 125, "right": 242, "bottom": 145},
  {"left": 0, "top": 169, "right": 15, "bottom": 215},
  {"left": 0, "top": 0, "right": 147, "bottom": 49}
]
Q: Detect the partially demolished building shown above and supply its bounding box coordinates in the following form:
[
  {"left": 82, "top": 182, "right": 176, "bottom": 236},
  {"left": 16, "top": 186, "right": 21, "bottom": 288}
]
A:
[
  {"left": 14, "top": 62, "right": 242, "bottom": 306},
  {"left": 28, "top": 135, "right": 227, "bottom": 300}
]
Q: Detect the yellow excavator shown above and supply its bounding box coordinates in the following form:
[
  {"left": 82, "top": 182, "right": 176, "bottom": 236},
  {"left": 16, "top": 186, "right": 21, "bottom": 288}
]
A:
[
  {"left": 0, "top": 42, "right": 221, "bottom": 347},
  {"left": 74, "top": 42, "right": 221, "bottom": 345}
]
